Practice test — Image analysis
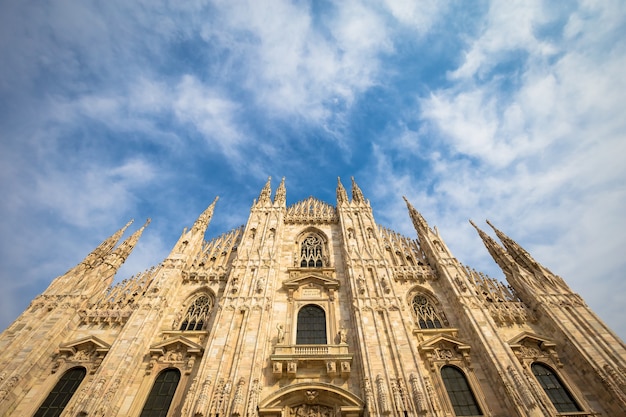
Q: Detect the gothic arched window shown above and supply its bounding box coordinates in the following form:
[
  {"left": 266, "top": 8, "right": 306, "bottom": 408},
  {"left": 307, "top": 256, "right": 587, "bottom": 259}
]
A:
[
  {"left": 412, "top": 294, "right": 444, "bottom": 329},
  {"left": 441, "top": 365, "right": 482, "bottom": 416},
  {"left": 140, "top": 368, "right": 181, "bottom": 417},
  {"left": 34, "top": 367, "right": 86, "bottom": 417},
  {"left": 180, "top": 295, "right": 212, "bottom": 331},
  {"left": 531, "top": 363, "right": 581, "bottom": 413},
  {"left": 300, "top": 235, "right": 324, "bottom": 268},
  {"left": 296, "top": 305, "right": 327, "bottom": 344}
]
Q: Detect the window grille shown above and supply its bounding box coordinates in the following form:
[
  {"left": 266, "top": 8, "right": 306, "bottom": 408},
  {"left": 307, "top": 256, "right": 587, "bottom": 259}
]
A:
[
  {"left": 531, "top": 363, "right": 581, "bottom": 412},
  {"left": 139, "top": 369, "right": 181, "bottom": 417},
  {"left": 180, "top": 295, "right": 212, "bottom": 331},
  {"left": 441, "top": 366, "right": 482, "bottom": 416},
  {"left": 34, "top": 367, "right": 86, "bottom": 417},
  {"left": 296, "top": 305, "right": 327, "bottom": 344},
  {"left": 300, "top": 235, "right": 324, "bottom": 268},
  {"left": 412, "top": 295, "right": 444, "bottom": 329}
]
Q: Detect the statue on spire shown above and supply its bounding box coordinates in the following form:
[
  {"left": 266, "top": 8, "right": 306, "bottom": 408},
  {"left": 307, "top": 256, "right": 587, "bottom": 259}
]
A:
[
  {"left": 403, "top": 196, "right": 429, "bottom": 232},
  {"left": 192, "top": 196, "right": 219, "bottom": 234},
  {"left": 351, "top": 177, "right": 365, "bottom": 203},
  {"left": 336, "top": 177, "right": 348, "bottom": 205},
  {"left": 274, "top": 177, "right": 286, "bottom": 206},
  {"left": 257, "top": 177, "right": 272, "bottom": 205}
]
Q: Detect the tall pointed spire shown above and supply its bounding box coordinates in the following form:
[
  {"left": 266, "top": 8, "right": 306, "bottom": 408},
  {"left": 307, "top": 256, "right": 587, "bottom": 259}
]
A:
[
  {"left": 82, "top": 219, "right": 134, "bottom": 268},
  {"left": 105, "top": 219, "right": 150, "bottom": 270},
  {"left": 192, "top": 196, "right": 219, "bottom": 234},
  {"left": 336, "top": 177, "right": 348, "bottom": 205},
  {"left": 351, "top": 177, "right": 365, "bottom": 203},
  {"left": 403, "top": 196, "right": 429, "bottom": 232},
  {"left": 257, "top": 176, "right": 272, "bottom": 205},
  {"left": 469, "top": 220, "right": 513, "bottom": 274},
  {"left": 486, "top": 220, "right": 543, "bottom": 272},
  {"left": 274, "top": 177, "right": 286, "bottom": 206}
]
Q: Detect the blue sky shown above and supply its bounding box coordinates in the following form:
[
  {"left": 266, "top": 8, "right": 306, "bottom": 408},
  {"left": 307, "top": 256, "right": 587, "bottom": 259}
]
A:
[{"left": 1, "top": 1, "right": 625, "bottom": 339}]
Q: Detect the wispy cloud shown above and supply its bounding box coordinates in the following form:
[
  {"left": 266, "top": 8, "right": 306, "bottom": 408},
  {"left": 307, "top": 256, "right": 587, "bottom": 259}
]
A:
[{"left": 0, "top": 1, "right": 625, "bottom": 341}]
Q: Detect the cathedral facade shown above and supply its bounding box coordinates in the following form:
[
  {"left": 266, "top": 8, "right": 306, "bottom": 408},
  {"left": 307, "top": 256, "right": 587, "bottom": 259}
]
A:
[{"left": 1, "top": 177, "right": 625, "bottom": 417}]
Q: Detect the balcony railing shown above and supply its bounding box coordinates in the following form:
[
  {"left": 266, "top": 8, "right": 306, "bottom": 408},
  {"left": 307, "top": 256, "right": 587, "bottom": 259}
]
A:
[{"left": 272, "top": 344, "right": 351, "bottom": 358}]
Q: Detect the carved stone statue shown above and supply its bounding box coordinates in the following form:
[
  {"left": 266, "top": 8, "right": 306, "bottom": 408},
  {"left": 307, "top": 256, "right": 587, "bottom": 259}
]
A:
[{"left": 277, "top": 323, "right": 285, "bottom": 343}]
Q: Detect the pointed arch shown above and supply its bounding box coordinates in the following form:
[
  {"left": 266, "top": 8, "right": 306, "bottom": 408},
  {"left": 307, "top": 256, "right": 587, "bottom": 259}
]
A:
[
  {"left": 296, "top": 304, "right": 327, "bottom": 344},
  {"left": 440, "top": 365, "right": 482, "bottom": 416},
  {"left": 531, "top": 362, "right": 581, "bottom": 412},
  {"left": 179, "top": 292, "right": 214, "bottom": 331},
  {"left": 139, "top": 368, "right": 181, "bottom": 417},
  {"left": 296, "top": 227, "right": 329, "bottom": 268},
  {"left": 34, "top": 366, "right": 86, "bottom": 417},
  {"left": 408, "top": 288, "right": 447, "bottom": 329}
]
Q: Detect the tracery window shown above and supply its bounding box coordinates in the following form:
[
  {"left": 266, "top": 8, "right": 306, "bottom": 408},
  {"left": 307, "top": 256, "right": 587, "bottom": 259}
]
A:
[
  {"left": 139, "top": 368, "right": 180, "bottom": 417},
  {"left": 296, "top": 304, "right": 327, "bottom": 344},
  {"left": 441, "top": 365, "right": 482, "bottom": 416},
  {"left": 300, "top": 235, "right": 324, "bottom": 268},
  {"left": 180, "top": 295, "right": 212, "bottom": 331},
  {"left": 412, "top": 294, "right": 444, "bottom": 329},
  {"left": 34, "top": 367, "right": 86, "bottom": 417},
  {"left": 531, "top": 363, "right": 581, "bottom": 413}
]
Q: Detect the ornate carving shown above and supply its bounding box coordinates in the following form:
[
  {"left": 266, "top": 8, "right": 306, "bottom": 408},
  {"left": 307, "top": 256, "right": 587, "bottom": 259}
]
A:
[
  {"left": 246, "top": 378, "right": 260, "bottom": 417},
  {"left": 231, "top": 377, "right": 246, "bottom": 416},
  {"left": 287, "top": 404, "right": 334, "bottom": 417},
  {"left": 376, "top": 374, "right": 390, "bottom": 414},
  {"left": 409, "top": 374, "right": 426, "bottom": 413},
  {"left": 363, "top": 377, "right": 375, "bottom": 413},
  {"left": 508, "top": 365, "right": 536, "bottom": 409},
  {"left": 0, "top": 375, "right": 19, "bottom": 402},
  {"left": 194, "top": 376, "right": 213, "bottom": 417},
  {"left": 285, "top": 197, "right": 338, "bottom": 224}
]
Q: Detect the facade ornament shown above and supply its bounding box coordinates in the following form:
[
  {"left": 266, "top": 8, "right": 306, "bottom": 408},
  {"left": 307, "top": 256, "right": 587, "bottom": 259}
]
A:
[
  {"left": 181, "top": 376, "right": 199, "bottom": 416},
  {"left": 339, "top": 327, "right": 347, "bottom": 344},
  {"left": 194, "top": 375, "right": 213, "bottom": 417},
  {"left": 376, "top": 374, "right": 390, "bottom": 414},
  {"left": 231, "top": 377, "right": 246, "bottom": 416},
  {"left": 276, "top": 323, "right": 285, "bottom": 344},
  {"left": 305, "top": 390, "right": 319, "bottom": 404},
  {"left": 409, "top": 374, "right": 426, "bottom": 413},
  {"left": 245, "top": 378, "right": 260, "bottom": 417}
]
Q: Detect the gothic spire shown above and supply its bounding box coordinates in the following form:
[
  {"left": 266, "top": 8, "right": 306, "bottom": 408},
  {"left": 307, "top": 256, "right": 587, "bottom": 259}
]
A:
[
  {"left": 351, "top": 177, "right": 365, "bottom": 203},
  {"left": 192, "top": 196, "right": 219, "bottom": 234},
  {"left": 403, "top": 196, "right": 429, "bottom": 232},
  {"left": 105, "top": 218, "right": 151, "bottom": 270},
  {"left": 257, "top": 176, "right": 272, "bottom": 205},
  {"left": 336, "top": 177, "right": 348, "bottom": 205},
  {"left": 82, "top": 219, "right": 134, "bottom": 268},
  {"left": 469, "top": 220, "right": 513, "bottom": 274},
  {"left": 274, "top": 177, "right": 286, "bottom": 206},
  {"left": 486, "top": 220, "right": 544, "bottom": 272}
]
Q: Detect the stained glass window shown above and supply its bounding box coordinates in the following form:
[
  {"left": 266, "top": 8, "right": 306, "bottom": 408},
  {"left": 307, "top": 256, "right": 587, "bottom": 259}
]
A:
[
  {"left": 139, "top": 369, "right": 181, "bottom": 417},
  {"left": 300, "top": 235, "right": 324, "bottom": 268},
  {"left": 34, "top": 367, "right": 86, "bottom": 417},
  {"left": 441, "top": 366, "right": 482, "bottom": 416},
  {"left": 180, "top": 295, "right": 212, "bottom": 331},
  {"left": 296, "top": 305, "right": 327, "bottom": 344},
  {"left": 532, "top": 363, "right": 581, "bottom": 412},
  {"left": 412, "top": 295, "right": 444, "bottom": 329}
]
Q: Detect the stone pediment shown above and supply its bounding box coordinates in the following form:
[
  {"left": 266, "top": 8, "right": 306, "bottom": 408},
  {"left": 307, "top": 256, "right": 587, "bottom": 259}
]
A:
[
  {"left": 59, "top": 336, "right": 111, "bottom": 356},
  {"left": 508, "top": 331, "right": 556, "bottom": 349},
  {"left": 419, "top": 334, "right": 471, "bottom": 353},
  {"left": 508, "top": 332, "right": 561, "bottom": 366},
  {"left": 284, "top": 272, "right": 339, "bottom": 290},
  {"left": 149, "top": 336, "right": 203, "bottom": 356},
  {"left": 284, "top": 271, "right": 339, "bottom": 301}
]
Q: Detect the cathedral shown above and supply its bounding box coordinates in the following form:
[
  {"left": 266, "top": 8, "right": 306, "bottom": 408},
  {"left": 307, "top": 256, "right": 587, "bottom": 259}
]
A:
[{"left": 1, "top": 177, "right": 625, "bottom": 417}]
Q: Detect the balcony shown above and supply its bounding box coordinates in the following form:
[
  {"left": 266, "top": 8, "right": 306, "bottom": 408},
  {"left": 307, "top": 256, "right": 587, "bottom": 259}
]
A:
[{"left": 270, "top": 344, "right": 353, "bottom": 378}]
